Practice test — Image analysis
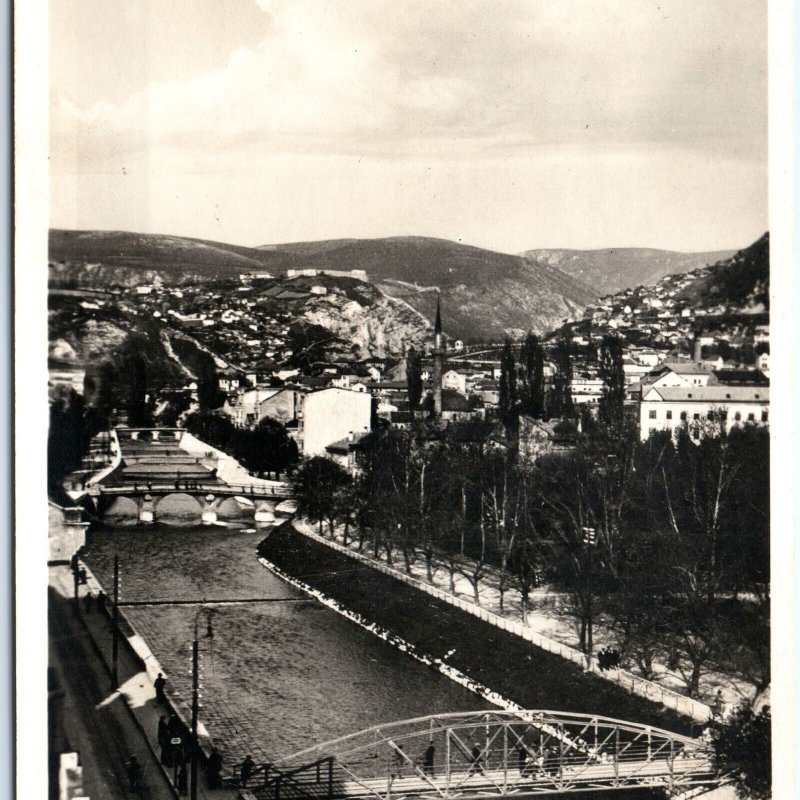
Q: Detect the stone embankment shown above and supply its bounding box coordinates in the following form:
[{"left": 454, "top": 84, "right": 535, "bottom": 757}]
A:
[{"left": 258, "top": 523, "right": 697, "bottom": 737}]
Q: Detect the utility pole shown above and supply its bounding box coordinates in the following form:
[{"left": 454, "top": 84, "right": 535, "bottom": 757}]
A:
[
  {"left": 582, "top": 527, "right": 596, "bottom": 671},
  {"left": 190, "top": 636, "right": 199, "bottom": 800},
  {"left": 111, "top": 555, "right": 120, "bottom": 689}
]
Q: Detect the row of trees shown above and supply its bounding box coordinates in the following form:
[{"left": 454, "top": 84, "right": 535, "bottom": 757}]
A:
[
  {"left": 294, "top": 419, "right": 769, "bottom": 701},
  {"left": 498, "top": 332, "right": 576, "bottom": 428}
]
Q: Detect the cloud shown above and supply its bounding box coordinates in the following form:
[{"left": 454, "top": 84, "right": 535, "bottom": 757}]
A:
[{"left": 51, "top": 0, "right": 766, "bottom": 178}]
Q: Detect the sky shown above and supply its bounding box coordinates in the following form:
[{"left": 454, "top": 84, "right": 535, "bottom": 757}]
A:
[{"left": 49, "top": 0, "right": 768, "bottom": 253}]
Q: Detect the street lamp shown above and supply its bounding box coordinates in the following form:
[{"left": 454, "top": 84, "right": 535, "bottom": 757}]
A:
[
  {"left": 582, "top": 527, "right": 597, "bottom": 671},
  {"left": 188, "top": 608, "right": 213, "bottom": 800}
]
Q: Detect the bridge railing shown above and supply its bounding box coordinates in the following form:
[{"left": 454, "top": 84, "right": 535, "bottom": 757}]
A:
[
  {"left": 295, "top": 526, "right": 712, "bottom": 723},
  {"left": 95, "top": 482, "right": 291, "bottom": 498}
]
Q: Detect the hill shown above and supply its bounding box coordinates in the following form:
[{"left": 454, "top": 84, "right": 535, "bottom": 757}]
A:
[
  {"left": 518, "top": 247, "right": 737, "bottom": 296},
  {"left": 676, "top": 233, "right": 769, "bottom": 312},
  {"left": 51, "top": 230, "right": 599, "bottom": 340}
]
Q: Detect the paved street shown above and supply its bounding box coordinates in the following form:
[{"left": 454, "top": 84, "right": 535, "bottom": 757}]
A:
[{"left": 49, "top": 581, "right": 175, "bottom": 800}]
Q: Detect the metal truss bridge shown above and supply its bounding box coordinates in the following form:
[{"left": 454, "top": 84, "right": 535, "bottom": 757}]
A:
[{"left": 244, "top": 711, "right": 722, "bottom": 799}]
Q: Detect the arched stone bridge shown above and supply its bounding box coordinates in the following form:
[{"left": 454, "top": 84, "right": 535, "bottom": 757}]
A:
[
  {"left": 248, "top": 710, "right": 723, "bottom": 799},
  {"left": 89, "top": 482, "right": 294, "bottom": 524},
  {"left": 88, "top": 427, "right": 294, "bottom": 524}
]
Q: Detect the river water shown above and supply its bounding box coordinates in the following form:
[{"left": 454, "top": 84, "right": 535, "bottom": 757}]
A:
[{"left": 86, "top": 497, "right": 493, "bottom": 764}]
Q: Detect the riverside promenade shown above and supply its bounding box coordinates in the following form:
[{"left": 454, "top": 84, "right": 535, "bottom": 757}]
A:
[
  {"left": 290, "top": 519, "right": 725, "bottom": 723},
  {"left": 50, "top": 562, "right": 242, "bottom": 799}
]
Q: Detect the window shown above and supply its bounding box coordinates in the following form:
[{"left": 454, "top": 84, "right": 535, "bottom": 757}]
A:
[
  {"left": 648, "top": 410, "right": 657, "bottom": 419},
  {"left": 680, "top": 411, "right": 687, "bottom": 421},
  {"left": 666, "top": 410, "right": 673, "bottom": 420},
  {"left": 734, "top": 412, "right": 742, "bottom": 421},
  {"left": 707, "top": 411, "right": 714, "bottom": 420},
  {"left": 748, "top": 413, "right": 755, "bottom": 422},
  {"left": 693, "top": 413, "right": 701, "bottom": 420},
  {"left": 762, "top": 410, "right": 769, "bottom": 422}
]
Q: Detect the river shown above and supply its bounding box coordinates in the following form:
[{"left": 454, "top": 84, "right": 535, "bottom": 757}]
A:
[{"left": 85, "top": 498, "right": 493, "bottom": 765}]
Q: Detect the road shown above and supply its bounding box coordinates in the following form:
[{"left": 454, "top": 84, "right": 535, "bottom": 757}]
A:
[{"left": 49, "top": 588, "right": 176, "bottom": 800}]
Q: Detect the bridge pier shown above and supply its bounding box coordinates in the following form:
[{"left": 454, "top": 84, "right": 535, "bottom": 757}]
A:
[
  {"left": 201, "top": 494, "right": 221, "bottom": 525},
  {"left": 254, "top": 500, "right": 277, "bottom": 525},
  {"left": 138, "top": 494, "right": 156, "bottom": 524}
]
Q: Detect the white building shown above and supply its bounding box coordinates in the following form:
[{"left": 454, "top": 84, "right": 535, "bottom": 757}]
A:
[
  {"left": 302, "top": 388, "right": 373, "bottom": 456},
  {"left": 639, "top": 385, "right": 769, "bottom": 440},
  {"left": 442, "top": 369, "right": 468, "bottom": 395},
  {"left": 570, "top": 377, "right": 604, "bottom": 404}
]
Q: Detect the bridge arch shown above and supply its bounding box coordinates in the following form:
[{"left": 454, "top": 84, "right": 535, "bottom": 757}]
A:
[
  {"left": 265, "top": 711, "right": 720, "bottom": 799},
  {"left": 152, "top": 492, "right": 205, "bottom": 513}
]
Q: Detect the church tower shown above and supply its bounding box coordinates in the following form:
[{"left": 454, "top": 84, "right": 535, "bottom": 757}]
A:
[{"left": 432, "top": 295, "right": 445, "bottom": 417}]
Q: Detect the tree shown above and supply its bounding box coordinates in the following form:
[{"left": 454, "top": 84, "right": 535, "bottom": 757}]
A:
[
  {"left": 550, "top": 333, "right": 573, "bottom": 417},
  {"left": 293, "top": 456, "right": 352, "bottom": 536},
  {"left": 498, "top": 338, "right": 518, "bottom": 430},
  {"left": 48, "top": 387, "right": 91, "bottom": 491},
  {"left": 714, "top": 704, "right": 771, "bottom": 800},
  {"left": 406, "top": 346, "right": 423, "bottom": 411},
  {"left": 239, "top": 417, "right": 299, "bottom": 478},
  {"left": 598, "top": 334, "right": 625, "bottom": 430},
  {"left": 519, "top": 332, "right": 545, "bottom": 418},
  {"left": 196, "top": 354, "right": 225, "bottom": 412}
]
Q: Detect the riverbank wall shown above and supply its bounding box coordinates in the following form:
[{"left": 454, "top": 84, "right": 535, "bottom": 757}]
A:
[{"left": 258, "top": 523, "right": 697, "bottom": 738}]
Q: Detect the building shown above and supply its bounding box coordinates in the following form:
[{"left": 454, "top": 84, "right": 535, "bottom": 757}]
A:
[
  {"left": 285, "top": 268, "right": 368, "bottom": 281},
  {"left": 302, "top": 387, "right": 373, "bottom": 456},
  {"left": 257, "top": 388, "right": 304, "bottom": 425},
  {"left": 324, "top": 431, "right": 370, "bottom": 473},
  {"left": 639, "top": 385, "right": 769, "bottom": 440}
]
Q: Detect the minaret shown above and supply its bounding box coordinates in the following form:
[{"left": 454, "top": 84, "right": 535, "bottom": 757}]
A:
[{"left": 433, "top": 295, "right": 445, "bottom": 417}]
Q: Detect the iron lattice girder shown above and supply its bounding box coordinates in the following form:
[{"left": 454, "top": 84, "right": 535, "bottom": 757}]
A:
[{"left": 265, "top": 711, "right": 719, "bottom": 799}]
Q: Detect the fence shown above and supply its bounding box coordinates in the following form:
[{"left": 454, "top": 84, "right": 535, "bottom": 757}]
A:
[{"left": 296, "top": 526, "right": 712, "bottom": 724}]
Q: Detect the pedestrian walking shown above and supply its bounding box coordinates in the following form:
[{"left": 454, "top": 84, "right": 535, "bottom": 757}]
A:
[
  {"left": 82, "top": 592, "right": 94, "bottom": 614},
  {"left": 206, "top": 750, "right": 224, "bottom": 789},
  {"left": 154, "top": 672, "right": 167, "bottom": 704},
  {"left": 468, "top": 744, "right": 485, "bottom": 775},
  {"left": 126, "top": 755, "right": 142, "bottom": 792},
  {"left": 176, "top": 762, "right": 188, "bottom": 795},
  {"left": 96, "top": 590, "right": 106, "bottom": 614},
  {"left": 236, "top": 755, "right": 256, "bottom": 787},
  {"left": 158, "top": 715, "right": 170, "bottom": 765},
  {"left": 517, "top": 745, "right": 528, "bottom": 775},
  {"left": 712, "top": 690, "right": 725, "bottom": 721},
  {"left": 423, "top": 742, "right": 435, "bottom": 776}
]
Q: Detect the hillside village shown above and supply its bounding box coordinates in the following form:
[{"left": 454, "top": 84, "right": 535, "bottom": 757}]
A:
[{"left": 49, "top": 233, "right": 770, "bottom": 467}]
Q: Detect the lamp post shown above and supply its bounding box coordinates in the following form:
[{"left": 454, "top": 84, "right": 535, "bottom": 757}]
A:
[
  {"left": 582, "top": 527, "right": 596, "bottom": 671},
  {"left": 111, "top": 555, "right": 120, "bottom": 689},
  {"left": 190, "top": 608, "right": 213, "bottom": 800}
]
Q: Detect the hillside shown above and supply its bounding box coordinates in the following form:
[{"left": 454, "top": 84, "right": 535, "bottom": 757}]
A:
[
  {"left": 676, "top": 233, "right": 769, "bottom": 312},
  {"left": 261, "top": 236, "right": 598, "bottom": 340},
  {"left": 51, "top": 230, "right": 598, "bottom": 340},
  {"left": 519, "top": 247, "right": 736, "bottom": 296},
  {"left": 558, "top": 233, "right": 769, "bottom": 357}
]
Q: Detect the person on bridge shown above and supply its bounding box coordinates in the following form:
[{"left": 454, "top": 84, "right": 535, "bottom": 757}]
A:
[
  {"left": 423, "top": 742, "right": 435, "bottom": 776},
  {"left": 517, "top": 745, "right": 528, "bottom": 775},
  {"left": 468, "top": 744, "right": 485, "bottom": 775},
  {"left": 96, "top": 590, "right": 107, "bottom": 614},
  {"left": 237, "top": 755, "right": 256, "bottom": 787},
  {"left": 82, "top": 592, "right": 94, "bottom": 614}
]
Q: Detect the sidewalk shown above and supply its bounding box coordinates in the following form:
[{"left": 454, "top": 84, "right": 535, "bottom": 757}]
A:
[{"left": 50, "top": 564, "right": 243, "bottom": 800}]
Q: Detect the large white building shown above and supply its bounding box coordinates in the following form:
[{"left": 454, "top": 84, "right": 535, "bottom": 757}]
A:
[
  {"left": 639, "top": 385, "right": 769, "bottom": 440},
  {"left": 302, "top": 387, "right": 373, "bottom": 456}
]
